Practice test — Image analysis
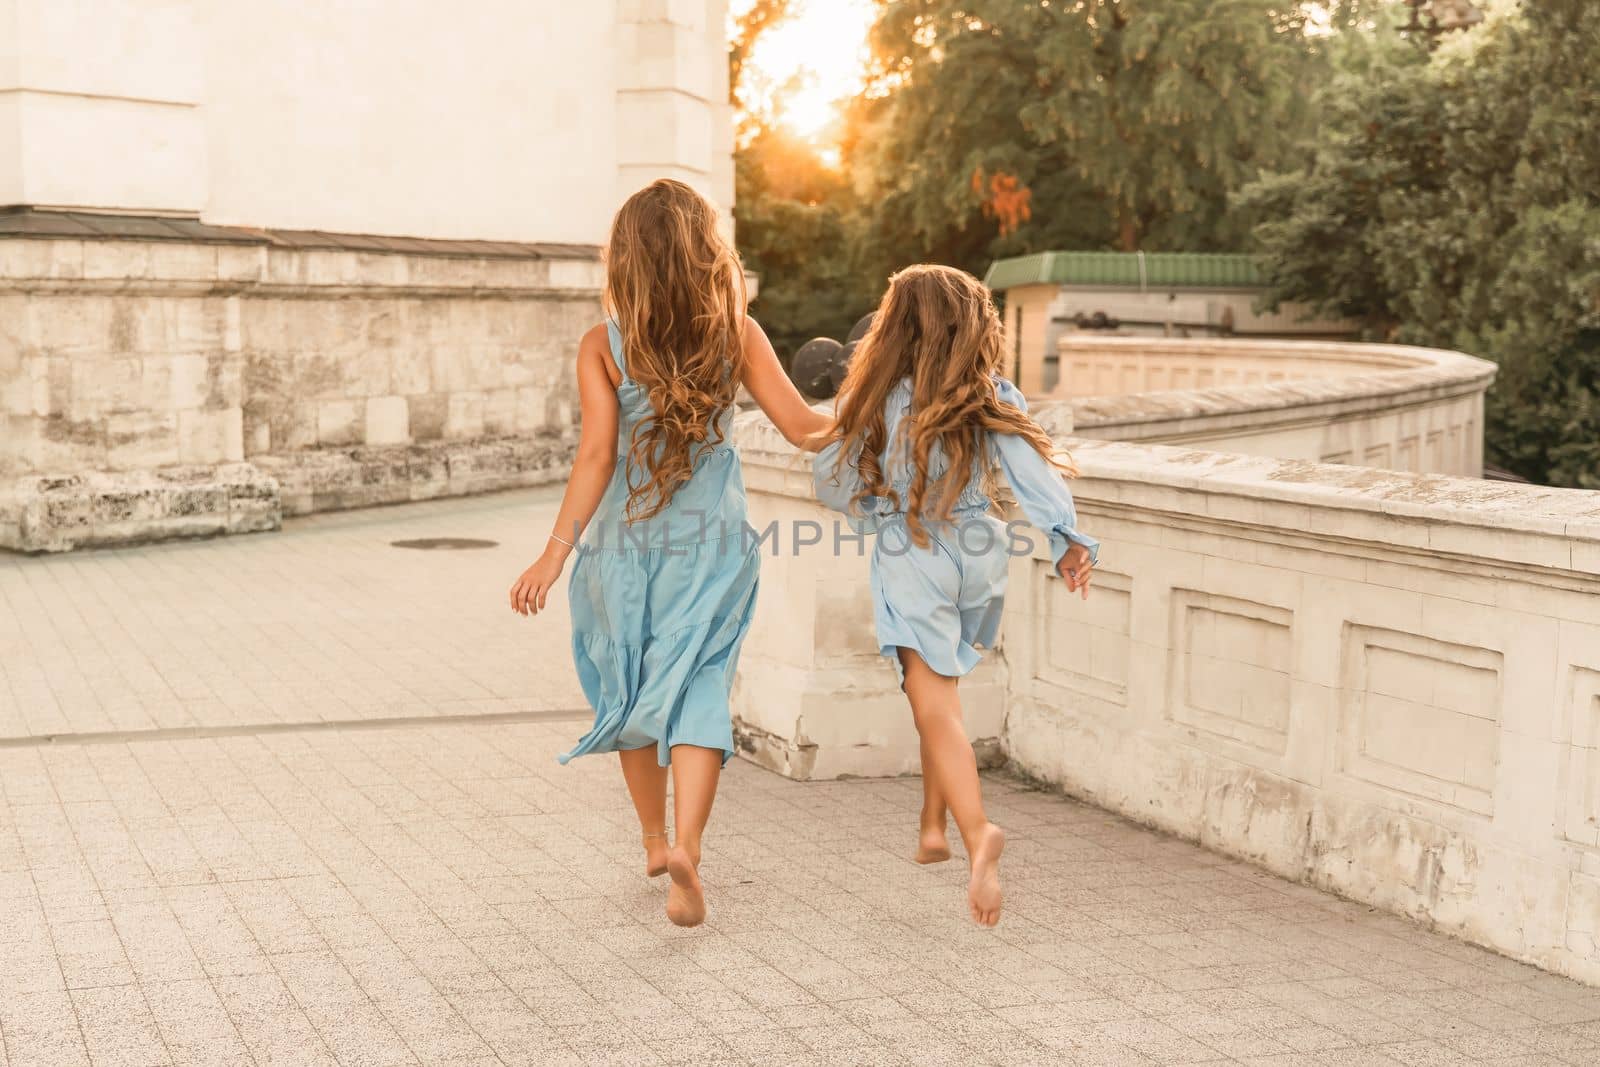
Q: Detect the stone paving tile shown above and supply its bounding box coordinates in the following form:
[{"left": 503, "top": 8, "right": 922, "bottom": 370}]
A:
[
  {"left": 0, "top": 491, "right": 585, "bottom": 739},
  {"left": 0, "top": 721, "right": 1598, "bottom": 1066},
  {"left": 5, "top": 492, "right": 1600, "bottom": 1066}
]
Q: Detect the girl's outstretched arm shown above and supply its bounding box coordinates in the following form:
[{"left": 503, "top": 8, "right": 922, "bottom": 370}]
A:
[
  {"left": 740, "top": 316, "right": 832, "bottom": 450},
  {"left": 509, "top": 325, "right": 619, "bottom": 616},
  {"left": 991, "top": 378, "right": 1099, "bottom": 597},
  {"left": 812, "top": 437, "right": 866, "bottom": 519}
]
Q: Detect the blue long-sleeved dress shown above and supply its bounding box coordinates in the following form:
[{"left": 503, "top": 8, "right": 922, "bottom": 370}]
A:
[{"left": 812, "top": 376, "right": 1097, "bottom": 679}]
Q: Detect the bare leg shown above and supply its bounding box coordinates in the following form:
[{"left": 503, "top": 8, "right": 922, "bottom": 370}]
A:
[
  {"left": 915, "top": 735, "right": 952, "bottom": 864},
  {"left": 898, "top": 648, "right": 1005, "bottom": 926},
  {"left": 618, "top": 746, "right": 669, "bottom": 877},
  {"left": 665, "top": 744, "right": 721, "bottom": 927}
]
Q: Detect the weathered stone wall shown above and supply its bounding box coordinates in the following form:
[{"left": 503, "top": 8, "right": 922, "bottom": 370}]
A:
[{"left": 0, "top": 230, "right": 598, "bottom": 551}]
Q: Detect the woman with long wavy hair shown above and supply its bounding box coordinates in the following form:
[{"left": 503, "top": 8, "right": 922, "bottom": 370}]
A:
[
  {"left": 814, "top": 265, "right": 1099, "bottom": 926},
  {"left": 508, "top": 180, "right": 827, "bottom": 927}
]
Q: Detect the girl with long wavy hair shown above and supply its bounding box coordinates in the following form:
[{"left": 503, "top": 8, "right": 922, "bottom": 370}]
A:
[
  {"left": 508, "top": 180, "right": 827, "bottom": 927},
  {"left": 814, "top": 265, "right": 1099, "bottom": 926}
]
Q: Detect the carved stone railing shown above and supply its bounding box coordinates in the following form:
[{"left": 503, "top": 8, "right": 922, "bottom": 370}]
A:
[
  {"left": 1053, "top": 336, "right": 1495, "bottom": 476},
  {"left": 730, "top": 349, "right": 1600, "bottom": 984},
  {"left": 1001, "top": 438, "right": 1600, "bottom": 984}
]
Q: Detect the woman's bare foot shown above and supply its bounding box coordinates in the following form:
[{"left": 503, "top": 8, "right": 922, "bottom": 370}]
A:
[
  {"left": 967, "top": 823, "right": 1005, "bottom": 927},
  {"left": 915, "top": 819, "right": 951, "bottom": 865},
  {"left": 642, "top": 832, "right": 668, "bottom": 878},
  {"left": 664, "top": 846, "right": 706, "bottom": 927}
]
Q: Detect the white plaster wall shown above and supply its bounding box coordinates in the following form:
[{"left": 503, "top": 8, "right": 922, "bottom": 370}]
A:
[
  {"left": 199, "top": 1, "right": 619, "bottom": 243},
  {"left": 0, "top": 0, "right": 206, "bottom": 212},
  {"left": 0, "top": 2, "right": 17, "bottom": 205},
  {"left": 2, "top": 1, "right": 734, "bottom": 245}
]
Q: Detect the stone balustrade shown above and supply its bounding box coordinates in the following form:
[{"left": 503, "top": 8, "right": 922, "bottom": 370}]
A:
[
  {"left": 1054, "top": 335, "right": 1495, "bottom": 476},
  {"left": 1004, "top": 437, "right": 1600, "bottom": 985},
  {"left": 730, "top": 344, "right": 1600, "bottom": 983}
]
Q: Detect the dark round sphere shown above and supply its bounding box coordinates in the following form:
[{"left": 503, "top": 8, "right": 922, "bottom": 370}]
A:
[
  {"left": 846, "top": 313, "right": 875, "bottom": 344},
  {"left": 829, "top": 340, "right": 858, "bottom": 392},
  {"left": 791, "top": 337, "right": 844, "bottom": 400}
]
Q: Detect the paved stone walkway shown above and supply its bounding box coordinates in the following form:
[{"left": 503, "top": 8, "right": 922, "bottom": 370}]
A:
[{"left": 4, "top": 491, "right": 1600, "bottom": 1066}]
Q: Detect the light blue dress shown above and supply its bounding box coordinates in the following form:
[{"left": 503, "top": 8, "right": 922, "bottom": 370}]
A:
[
  {"left": 813, "top": 376, "right": 1098, "bottom": 679},
  {"left": 559, "top": 322, "right": 759, "bottom": 767}
]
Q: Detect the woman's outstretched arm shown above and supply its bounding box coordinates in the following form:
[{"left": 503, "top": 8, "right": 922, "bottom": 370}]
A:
[
  {"left": 740, "top": 316, "right": 831, "bottom": 450},
  {"left": 509, "top": 324, "right": 619, "bottom": 616}
]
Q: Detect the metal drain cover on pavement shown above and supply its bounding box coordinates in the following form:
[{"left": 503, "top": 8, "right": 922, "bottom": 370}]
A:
[{"left": 390, "top": 538, "right": 499, "bottom": 550}]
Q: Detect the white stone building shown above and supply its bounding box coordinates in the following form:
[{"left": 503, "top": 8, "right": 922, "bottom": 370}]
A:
[{"left": 0, "top": 0, "right": 732, "bottom": 551}]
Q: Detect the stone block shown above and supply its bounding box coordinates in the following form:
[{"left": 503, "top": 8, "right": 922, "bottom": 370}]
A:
[
  {"left": 348, "top": 342, "right": 393, "bottom": 397},
  {"left": 81, "top": 242, "right": 151, "bottom": 281},
  {"left": 276, "top": 403, "right": 318, "bottom": 451},
  {"left": 178, "top": 409, "right": 243, "bottom": 464},
  {"left": 0, "top": 463, "right": 280, "bottom": 552},
  {"left": 104, "top": 411, "right": 179, "bottom": 470},
  {"left": 407, "top": 394, "right": 448, "bottom": 442},
  {"left": 243, "top": 412, "right": 272, "bottom": 455},
  {"left": 445, "top": 392, "right": 485, "bottom": 440},
  {"left": 168, "top": 353, "right": 211, "bottom": 409},
  {"left": 145, "top": 242, "right": 218, "bottom": 281},
  {"left": 3, "top": 358, "right": 49, "bottom": 418},
  {"left": 548, "top": 258, "right": 605, "bottom": 291},
  {"left": 243, "top": 436, "right": 573, "bottom": 521},
  {"left": 67, "top": 358, "right": 142, "bottom": 420},
  {"left": 515, "top": 387, "right": 548, "bottom": 434},
  {"left": 405, "top": 448, "right": 451, "bottom": 501},
  {"left": 392, "top": 345, "right": 432, "bottom": 395},
  {"left": 430, "top": 345, "right": 488, "bottom": 394},
  {"left": 364, "top": 396, "right": 410, "bottom": 446},
  {"left": 317, "top": 399, "right": 363, "bottom": 447},
  {"left": 215, "top": 246, "right": 263, "bottom": 284},
  {"left": 0, "top": 239, "right": 58, "bottom": 280},
  {"left": 34, "top": 300, "right": 106, "bottom": 359},
  {"left": 481, "top": 388, "right": 518, "bottom": 436}
]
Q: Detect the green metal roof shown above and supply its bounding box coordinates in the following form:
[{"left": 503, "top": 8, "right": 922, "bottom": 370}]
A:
[{"left": 983, "top": 251, "right": 1265, "bottom": 291}]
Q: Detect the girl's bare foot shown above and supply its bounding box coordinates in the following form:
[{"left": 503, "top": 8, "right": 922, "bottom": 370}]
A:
[
  {"left": 915, "top": 820, "right": 951, "bottom": 865},
  {"left": 665, "top": 846, "right": 706, "bottom": 927},
  {"left": 642, "top": 832, "right": 668, "bottom": 878},
  {"left": 967, "top": 823, "right": 1005, "bottom": 927}
]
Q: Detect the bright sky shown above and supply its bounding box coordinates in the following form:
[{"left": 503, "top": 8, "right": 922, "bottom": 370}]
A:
[{"left": 731, "top": 0, "right": 876, "bottom": 151}]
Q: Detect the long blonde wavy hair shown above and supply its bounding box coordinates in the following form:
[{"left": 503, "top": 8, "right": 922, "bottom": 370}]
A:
[
  {"left": 824, "top": 265, "right": 1076, "bottom": 547},
  {"left": 605, "top": 179, "right": 747, "bottom": 522}
]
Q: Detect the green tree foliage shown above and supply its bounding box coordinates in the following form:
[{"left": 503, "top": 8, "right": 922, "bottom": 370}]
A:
[
  {"left": 731, "top": 0, "right": 878, "bottom": 359},
  {"left": 1243, "top": 0, "right": 1600, "bottom": 485},
  {"left": 855, "top": 0, "right": 1324, "bottom": 275},
  {"left": 736, "top": 125, "right": 877, "bottom": 360},
  {"left": 733, "top": 0, "right": 1329, "bottom": 358}
]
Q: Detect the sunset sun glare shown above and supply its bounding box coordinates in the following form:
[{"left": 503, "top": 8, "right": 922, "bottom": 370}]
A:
[{"left": 732, "top": 0, "right": 875, "bottom": 158}]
